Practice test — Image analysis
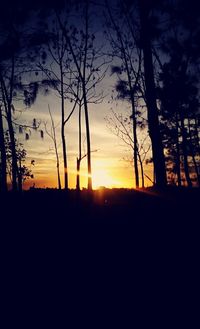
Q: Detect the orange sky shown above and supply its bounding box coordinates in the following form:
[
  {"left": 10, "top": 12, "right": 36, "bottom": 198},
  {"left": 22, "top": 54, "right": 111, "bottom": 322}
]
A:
[{"left": 16, "top": 79, "right": 153, "bottom": 190}]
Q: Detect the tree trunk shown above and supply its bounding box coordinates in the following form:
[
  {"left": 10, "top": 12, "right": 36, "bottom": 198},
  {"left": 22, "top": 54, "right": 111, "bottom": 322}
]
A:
[
  {"left": 83, "top": 86, "right": 92, "bottom": 190},
  {"left": 56, "top": 159, "right": 61, "bottom": 190},
  {"left": 60, "top": 64, "right": 68, "bottom": 190},
  {"left": 76, "top": 104, "right": 82, "bottom": 191},
  {"left": 48, "top": 106, "right": 61, "bottom": 190},
  {"left": 7, "top": 108, "right": 18, "bottom": 191},
  {"left": 76, "top": 158, "right": 80, "bottom": 191},
  {"left": 83, "top": 1, "right": 92, "bottom": 191},
  {"left": 18, "top": 159, "right": 22, "bottom": 193},
  {"left": 56, "top": 2, "right": 92, "bottom": 190},
  {"left": 180, "top": 116, "right": 192, "bottom": 187},
  {"left": 194, "top": 117, "right": 200, "bottom": 155},
  {"left": 139, "top": 0, "right": 167, "bottom": 187},
  {"left": 132, "top": 102, "right": 139, "bottom": 188},
  {"left": 137, "top": 150, "right": 144, "bottom": 188},
  {"left": 0, "top": 106, "right": 7, "bottom": 192},
  {"left": 191, "top": 149, "right": 200, "bottom": 187},
  {"left": 188, "top": 118, "right": 200, "bottom": 186},
  {"left": 0, "top": 65, "right": 18, "bottom": 191},
  {"left": 106, "top": 0, "right": 139, "bottom": 188},
  {"left": 175, "top": 113, "right": 182, "bottom": 186}
]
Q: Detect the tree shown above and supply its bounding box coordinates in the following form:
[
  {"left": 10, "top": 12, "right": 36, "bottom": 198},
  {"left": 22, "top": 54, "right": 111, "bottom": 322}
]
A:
[
  {"left": 0, "top": 47, "right": 19, "bottom": 191},
  {"left": 0, "top": 1, "right": 42, "bottom": 191},
  {"left": 156, "top": 0, "right": 200, "bottom": 186},
  {"left": 4, "top": 132, "right": 34, "bottom": 191},
  {"left": 105, "top": 0, "right": 143, "bottom": 188},
  {"left": 105, "top": 0, "right": 167, "bottom": 187},
  {"left": 159, "top": 59, "right": 200, "bottom": 187},
  {"left": 55, "top": 0, "right": 107, "bottom": 190},
  {"left": 138, "top": 0, "right": 167, "bottom": 187},
  {"left": 106, "top": 109, "right": 151, "bottom": 188},
  {"left": 35, "top": 19, "right": 79, "bottom": 190},
  {"left": 44, "top": 105, "right": 61, "bottom": 190},
  {"left": 0, "top": 105, "right": 7, "bottom": 192}
]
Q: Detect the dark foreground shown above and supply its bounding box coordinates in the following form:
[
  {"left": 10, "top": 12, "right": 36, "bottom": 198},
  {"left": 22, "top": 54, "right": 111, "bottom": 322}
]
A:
[
  {"left": 1, "top": 185, "right": 199, "bottom": 219},
  {"left": 1, "top": 187, "right": 199, "bottom": 326}
]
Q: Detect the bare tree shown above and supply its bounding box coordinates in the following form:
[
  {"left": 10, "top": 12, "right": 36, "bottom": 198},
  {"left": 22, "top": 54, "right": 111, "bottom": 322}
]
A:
[
  {"left": 55, "top": 0, "right": 107, "bottom": 190},
  {"left": 106, "top": 109, "right": 151, "bottom": 188},
  {"left": 36, "top": 20, "right": 77, "bottom": 190},
  {"left": 44, "top": 105, "right": 61, "bottom": 190},
  {"left": 0, "top": 58, "right": 19, "bottom": 191},
  {"left": 0, "top": 104, "right": 7, "bottom": 192},
  {"left": 105, "top": 0, "right": 140, "bottom": 188},
  {"left": 138, "top": 0, "right": 167, "bottom": 187}
]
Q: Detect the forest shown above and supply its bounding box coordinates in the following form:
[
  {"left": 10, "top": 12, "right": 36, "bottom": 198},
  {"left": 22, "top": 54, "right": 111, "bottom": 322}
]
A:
[
  {"left": 1, "top": 2, "right": 200, "bottom": 324},
  {"left": 0, "top": 0, "right": 200, "bottom": 207}
]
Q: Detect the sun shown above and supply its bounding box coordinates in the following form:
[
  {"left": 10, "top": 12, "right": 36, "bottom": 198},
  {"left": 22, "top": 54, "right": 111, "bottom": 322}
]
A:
[{"left": 92, "top": 169, "right": 117, "bottom": 189}]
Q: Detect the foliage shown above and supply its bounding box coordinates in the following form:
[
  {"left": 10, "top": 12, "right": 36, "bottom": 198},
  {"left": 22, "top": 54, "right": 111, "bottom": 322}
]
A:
[{"left": 4, "top": 131, "right": 34, "bottom": 186}]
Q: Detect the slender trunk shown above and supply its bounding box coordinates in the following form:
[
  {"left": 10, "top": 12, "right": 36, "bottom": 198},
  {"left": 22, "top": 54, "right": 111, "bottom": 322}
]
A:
[
  {"left": 188, "top": 118, "right": 200, "bottom": 186},
  {"left": 48, "top": 106, "right": 61, "bottom": 190},
  {"left": 83, "top": 1, "right": 92, "bottom": 191},
  {"left": 76, "top": 104, "right": 82, "bottom": 191},
  {"left": 125, "top": 58, "right": 139, "bottom": 188},
  {"left": 57, "top": 162, "right": 61, "bottom": 190},
  {"left": 9, "top": 55, "right": 18, "bottom": 191},
  {"left": 132, "top": 102, "right": 139, "bottom": 188},
  {"left": 0, "top": 106, "right": 7, "bottom": 192},
  {"left": 180, "top": 116, "right": 192, "bottom": 187},
  {"left": 139, "top": 0, "right": 166, "bottom": 187},
  {"left": 190, "top": 147, "right": 200, "bottom": 187},
  {"left": 56, "top": 2, "right": 92, "bottom": 190},
  {"left": 60, "top": 63, "right": 68, "bottom": 190},
  {"left": 0, "top": 63, "right": 18, "bottom": 191},
  {"left": 18, "top": 159, "right": 22, "bottom": 192},
  {"left": 7, "top": 109, "right": 18, "bottom": 191},
  {"left": 76, "top": 158, "right": 81, "bottom": 191},
  {"left": 194, "top": 117, "right": 200, "bottom": 154},
  {"left": 175, "top": 113, "right": 181, "bottom": 186},
  {"left": 83, "top": 87, "right": 92, "bottom": 190},
  {"left": 137, "top": 150, "right": 144, "bottom": 188},
  {"left": 106, "top": 0, "right": 139, "bottom": 188}
]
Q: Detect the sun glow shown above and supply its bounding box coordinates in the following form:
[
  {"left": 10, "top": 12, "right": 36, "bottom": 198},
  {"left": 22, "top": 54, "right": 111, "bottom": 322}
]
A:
[{"left": 92, "top": 169, "right": 118, "bottom": 189}]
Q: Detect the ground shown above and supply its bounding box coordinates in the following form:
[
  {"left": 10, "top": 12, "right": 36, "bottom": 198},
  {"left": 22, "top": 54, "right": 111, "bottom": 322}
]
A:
[{"left": 1, "top": 187, "right": 199, "bottom": 326}]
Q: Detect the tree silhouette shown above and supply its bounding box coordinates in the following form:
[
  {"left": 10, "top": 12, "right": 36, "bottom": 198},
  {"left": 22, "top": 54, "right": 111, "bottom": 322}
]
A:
[
  {"left": 0, "top": 1, "right": 42, "bottom": 191},
  {"left": 106, "top": 109, "right": 151, "bottom": 188},
  {"left": 4, "top": 132, "right": 34, "bottom": 191},
  {"left": 55, "top": 0, "right": 107, "bottom": 190},
  {"left": 156, "top": 0, "right": 200, "bottom": 186},
  {"left": 44, "top": 105, "right": 61, "bottom": 190},
  {"left": 0, "top": 105, "right": 7, "bottom": 192},
  {"left": 138, "top": 0, "right": 167, "bottom": 187},
  {"left": 105, "top": 0, "right": 143, "bottom": 188}
]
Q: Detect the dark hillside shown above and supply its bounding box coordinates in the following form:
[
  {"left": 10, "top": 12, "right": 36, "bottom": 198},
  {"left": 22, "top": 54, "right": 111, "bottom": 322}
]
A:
[{"left": 1, "top": 188, "right": 199, "bottom": 326}]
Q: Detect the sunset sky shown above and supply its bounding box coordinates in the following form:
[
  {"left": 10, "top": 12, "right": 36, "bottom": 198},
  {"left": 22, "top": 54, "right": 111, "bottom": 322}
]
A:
[
  {"left": 17, "top": 90, "right": 153, "bottom": 190},
  {"left": 1, "top": 0, "right": 155, "bottom": 190}
]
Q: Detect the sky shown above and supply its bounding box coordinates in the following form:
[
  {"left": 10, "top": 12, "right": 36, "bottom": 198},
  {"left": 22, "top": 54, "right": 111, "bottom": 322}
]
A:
[
  {"left": 1, "top": 0, "right": 154, "bottom": 190},
  {"left": 18, "top": 87, "right": 153, "bottom": 190},
  {"left": 1, "top": 0, "right": 199, "bottom": 190}
]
